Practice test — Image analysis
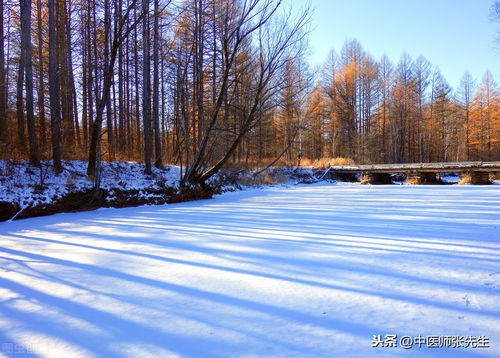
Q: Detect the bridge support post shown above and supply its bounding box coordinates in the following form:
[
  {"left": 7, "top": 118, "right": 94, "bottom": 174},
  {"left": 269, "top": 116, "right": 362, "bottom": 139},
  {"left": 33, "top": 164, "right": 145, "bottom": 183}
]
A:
[
  {"left": 360, "top": 173, "right": 392, "bottom": 185},
  {"left": 406, "top": 172, "right": 438, "bottom": 185},
  {"left": 460, "top": 171, "right": 491, "bottom": 185},
  {"left": 330, "top": 171, "right": 358, "bottom": 182}
]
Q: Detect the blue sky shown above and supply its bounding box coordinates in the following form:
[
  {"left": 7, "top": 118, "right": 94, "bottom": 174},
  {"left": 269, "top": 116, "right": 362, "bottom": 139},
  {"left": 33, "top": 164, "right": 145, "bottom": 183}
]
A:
[{"left": 290, "top": 0, "right": 499, "bottom": 89}]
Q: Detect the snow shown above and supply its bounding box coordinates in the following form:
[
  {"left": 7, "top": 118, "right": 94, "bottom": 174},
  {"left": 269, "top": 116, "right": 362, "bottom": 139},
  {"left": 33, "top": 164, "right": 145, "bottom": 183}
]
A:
[
  {"left": 0, "top": 160, "right": 180, "bottom": 209},
  {"left": 0, "top": 183, "right": 499, "bottom": 357},
  {"left": 439, "top": 175, "right": 460, "bottom": 184}
]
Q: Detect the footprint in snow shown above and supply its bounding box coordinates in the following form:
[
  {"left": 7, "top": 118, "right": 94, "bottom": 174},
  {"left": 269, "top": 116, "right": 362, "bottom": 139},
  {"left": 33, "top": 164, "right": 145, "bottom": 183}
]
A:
[
  {"left": 484, "top": 272, "right": 500, "bottom": 289},
  {"left": 462, "top": 294, "right": 481, "bottom": 310}
]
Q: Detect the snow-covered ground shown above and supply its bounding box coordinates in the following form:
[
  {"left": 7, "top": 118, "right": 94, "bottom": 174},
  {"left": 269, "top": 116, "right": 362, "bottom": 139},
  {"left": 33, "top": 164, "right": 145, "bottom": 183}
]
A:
[
  {"left": 0, "top": 183, "right": 499, "bottom": 358},
  {"left": 0, "top": 160, "right": 180, "bottom": 209}
]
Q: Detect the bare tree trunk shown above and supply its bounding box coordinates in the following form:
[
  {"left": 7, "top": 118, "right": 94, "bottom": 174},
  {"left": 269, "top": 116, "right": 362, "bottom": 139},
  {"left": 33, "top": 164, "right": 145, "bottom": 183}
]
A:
[
  {"left": 152, "top": 0, "right": 162, "bottom": 168},
  {"left": 86, "top": 3, "right": 94, "bottom": 138},
  {"left": 16, "top": 48, "right": 25, "bottom": 150},
  {"left": 117, "top": 0, "right": 125, "bottom": 153},
  {"left": 161, "top": 45, "right": 168, "bottom": 161},
  {"left": 92, "top": 3, "right": 100, "bottom": 129},
  {"left": 104, "top": 0, "right": 114, "bottom": 160},
  {"left": 0, "top": 0, "right": 7, "bottom": 144},
  {"left": 80, "top": 6, "right": 90, "bottom": 150},
  {"left": 82, "top": 36, "right": 88, "bottom": 149},
  {"left": 142, "top": 0, "right": 152, "bottom": 174},
  {"left": 21, "top": 0, "right": 39, "bottom": 164},
  {"left": 134, "top": 8, "right": 141, "bottom": 154},
  {"left": 196, "top": 0, "right": 204, "bottom": 148},
  {"left": 125, "top": 18, "right": 133, "bottom": 153},
  {"left": 65, "top": 6, "right": 80, "bottom": 147},
  {"left": 58, "top": 0, "right": 74, "bottom": 150},
  {"left": 36, "top": 0, "right": 46, "bottom": 151},
  {"left": 48, "top": 0, "right": 62, "bottom": 170}
]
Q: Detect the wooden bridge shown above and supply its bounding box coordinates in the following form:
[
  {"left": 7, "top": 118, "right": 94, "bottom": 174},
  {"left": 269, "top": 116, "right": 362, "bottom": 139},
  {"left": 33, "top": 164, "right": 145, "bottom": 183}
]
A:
[{"left": 329, "top": 161, "right": 500, "bottom": 184}]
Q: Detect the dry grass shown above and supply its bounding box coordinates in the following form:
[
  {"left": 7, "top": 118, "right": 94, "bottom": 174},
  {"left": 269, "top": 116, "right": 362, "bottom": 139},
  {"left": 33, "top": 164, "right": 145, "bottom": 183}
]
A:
[
  {"left": 359, "top": 174, "right": 371, "bottom": 185},
  {"left": 260, "top": 174, "right": 287, "bottom": 185},
  {"left": 300, "top": 157, "right": 355, "bottom": 169},
  {"left": 227, "top": 157, "right": 289, "bottom": 169},
  {"left": 458, "top": 174, "right": 472, "bottom": 185},
  {"left": 238, "top": 175, "right": 255, "bottom": 186},
  {"left": 228, "top": 157, "right": 356, "bottom": 171},
  {"left": 238, "top": 173, "right": 288, "bottom": 186}
]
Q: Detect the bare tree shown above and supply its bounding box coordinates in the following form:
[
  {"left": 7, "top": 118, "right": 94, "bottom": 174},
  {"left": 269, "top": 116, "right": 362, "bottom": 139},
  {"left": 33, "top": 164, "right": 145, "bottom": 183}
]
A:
[
  {"left": 48, "top": 0, "right": 62, "bottom": 170},
  {"left": 413, "top": 56, "right": 431, "bottom": 162},
  {"left": 36, "top": 0, "right": 46, "bottom": 150},
  {"left": 185, "top": 0, "right": 311, "bottom": 186},
  {"left": 87, "top": 1, "right": 143, "bottom": 179},
  {"left": 16, "top": 33, "right": 25, "bottom": 150},
  {"left": 142, "top": 0, "right": 152, "bottom": 174},
  {"left": 0, "top": 0, "right": 6, "bottom": 144},
  {"left": 104, "top": 0, "right": 114, "bottom": 159},
  {"left": 117, "top": 0, "right": 125, "bottom": 152},
  {"left": 152, "top": 0, "right": 162, "bottom": 168},
  {"left": 20, "top": 0, "right": 39, "bottom": 164},
  {"left": 57, "top": 0, "right": 75, "bottom": 150},
  {"left": 458, "top": 71, "right": 475, "bottom": 160}
]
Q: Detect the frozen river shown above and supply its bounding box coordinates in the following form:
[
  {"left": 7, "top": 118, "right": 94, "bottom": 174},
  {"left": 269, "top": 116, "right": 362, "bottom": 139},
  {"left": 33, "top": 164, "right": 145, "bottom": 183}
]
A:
[{"left": 1, "top": 183, "right": 499, "bottom": 357}]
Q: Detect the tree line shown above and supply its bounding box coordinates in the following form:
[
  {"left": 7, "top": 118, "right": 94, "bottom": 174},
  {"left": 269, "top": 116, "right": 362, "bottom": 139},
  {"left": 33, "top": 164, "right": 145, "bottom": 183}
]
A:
[
  {"left": 0, "top": 0, "right": 498, "bottom": 187},
  {"left": 296, "top": 40, "right": 499, "bottom": 165}
]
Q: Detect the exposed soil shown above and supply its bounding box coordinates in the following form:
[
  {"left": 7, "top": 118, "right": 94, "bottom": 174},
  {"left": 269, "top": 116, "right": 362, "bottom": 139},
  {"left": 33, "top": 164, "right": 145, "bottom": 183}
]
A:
[{"left": 1, "top": 186, "right": 213, "bottom": 221}]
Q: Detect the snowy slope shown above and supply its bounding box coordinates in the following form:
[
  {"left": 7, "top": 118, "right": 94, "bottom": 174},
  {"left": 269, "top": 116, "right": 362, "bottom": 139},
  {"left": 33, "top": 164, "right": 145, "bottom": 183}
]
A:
[
  {"left": 0, "top": 160, "right": 180, "bottom": 210},
  {"left": 0, "top": 184, "right": 499, "bottom": 357}
]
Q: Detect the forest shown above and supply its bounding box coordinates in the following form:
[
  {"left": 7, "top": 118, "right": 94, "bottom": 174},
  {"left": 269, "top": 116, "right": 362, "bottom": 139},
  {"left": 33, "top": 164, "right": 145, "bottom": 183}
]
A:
[{"left": 0, "top": 0, "right": 499, "bottom": 187}]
